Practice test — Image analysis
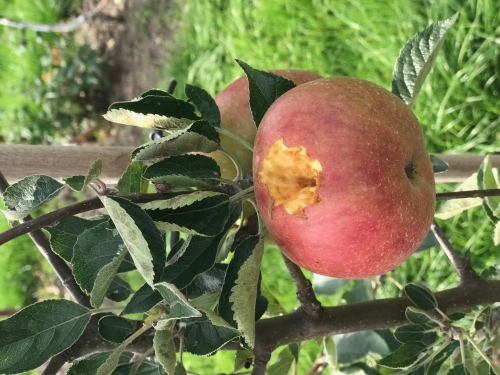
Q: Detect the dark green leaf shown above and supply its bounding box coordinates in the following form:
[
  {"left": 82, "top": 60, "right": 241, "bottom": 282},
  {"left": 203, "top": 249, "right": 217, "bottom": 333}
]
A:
[
  {"left": 185, "top": 263, "right": 227, "bottom": 299},
  {"left": 378, "top": 342, "right": 427, "bottom": 369},
  {"left": 391, "top": 14, "right": 458, "bottom": 108},
  {"left": 431, "top": 155, "right": 449, "bottom": 174},
  {"left": 131, "top": 120, "right": 220, "bottom": 161},
  {"left": 2, "top": 174, "right": 65, "bottom": 220},
  {"left": 144, "top": 193, "right": 230, "bottom": 236},
  {"left": 103, "top": 94, "right": 199, "bottom": 130},
  {"left": 183, "top": 312, "right": 240, "bottom": 355},
  {"left": 406, "top": 307, "right": 432, "bottom": 324},
  {"left": 102, "top": 196, "right": 166, "bottom": 286},
  {"left": 72, "top": 222, "right": 127, "bottom": 295},
  {"left": 0, "top": 300, "right": 90, "bottom": 374},
  {"left": 140, "top": 89, "right": 171, "bottom": 98},
  {"left": 236, "top": 60, "right": 296, "bottom": 127},
  {"left": 394, "top": 325, "right": 426, "bottom": 343},
  {"left": 448, "top": 364, "right": 471, "bottom": 375},
  {"left": 417, "top": 230, "right": 440, "bottom": 252},
  {"left": 68, "top": 352, "right": 134, "bottom": 375},
  {"left": 218, "top": 235, "right": 263, "bottom": 328},
  {"left": 335, "top": 331, "right": 390, "bottom": 364},
  {"left": 98, "top": 316, "right": 135, "bottom": 343},
  {"left": 143, "top": 154, "right": 222, "bottom": 188},
  {"left": 122, "top": 283, "right": 163, "bottom": 315},
  {"left": 404, "top": 283, "right": 438, "bottom": 311},
  {"left": 64, "top": 159, "right": 103, "bottom": 192},
  {"left": 112, "top": 359, "right": 168, "bottom": 375},
  {"left": 479, "top": 156, "right": 500, "bottom": 217},
  {"left": 313, "top": 275, "right": 349, "bottom": 295},
  {"left": 185, "top": 84, "right": 221, "bottom": 127},
  {"left": 46, "top": 215, "right": 108, "bottom": 261},
  {"left": 116, "top": 161, "right": 148, "bottom": 195},
  {"left": 106, "top": 276, "right": 133, "bottom": 302},
  {"left": 483, "top": 200, "right": 500, "bottom": 225},
  {"left": 426, "top": 341, "right": 460, "bottom": 375}
]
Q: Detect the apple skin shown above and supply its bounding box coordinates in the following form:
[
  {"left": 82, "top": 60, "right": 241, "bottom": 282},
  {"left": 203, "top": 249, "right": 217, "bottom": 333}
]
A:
[
  {"left": 253, "top": 77, "right": 436, "bottom": 279},
  {"left": 208, "top": 69, "right": 322, "bottom": 179}
]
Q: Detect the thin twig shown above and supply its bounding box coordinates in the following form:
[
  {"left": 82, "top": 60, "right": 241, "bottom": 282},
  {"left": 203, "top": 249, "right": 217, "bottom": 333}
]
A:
[
  {"left": 281, "top": 254, "right": 323, "bottom": 320},
  {"left": 0, "top": 171, "right": 91, "bottom": 307},
  {"left": 0, "top": 191, "right": 189, "bottom": 246},
  {"left": 436, "top": 189, "right": 500, "bottom": 201},
  {"left": 430, "top": 220, "right": 483, "bottom": 285}
]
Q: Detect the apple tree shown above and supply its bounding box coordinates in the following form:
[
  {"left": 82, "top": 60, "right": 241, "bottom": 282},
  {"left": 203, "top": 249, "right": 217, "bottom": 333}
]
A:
[{"left": 1, "top": 14, "right": 500, "bottom": 375}]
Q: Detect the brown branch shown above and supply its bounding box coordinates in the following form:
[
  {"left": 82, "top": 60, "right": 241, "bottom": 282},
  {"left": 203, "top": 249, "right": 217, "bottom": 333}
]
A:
[
  {"left": 281, "top": 254, "right": 322, "bottom": 319},
  {"left": 430, "top": 220, "right": 483, "bottom": 285},
  {"left": 436, "top": 189, "right": 500, "bottom": 201},
  {"left": 41, "top": 352, "right": 69, "bottom": 375},
  {"left": 251, "top": 279, "right": 500, "bottom": 375},
  {"left": 0, "top": 171, "right": 91, "bottom": 307},
  {"left": 0, "top": 191, "right": 190, "bottom": 246}
]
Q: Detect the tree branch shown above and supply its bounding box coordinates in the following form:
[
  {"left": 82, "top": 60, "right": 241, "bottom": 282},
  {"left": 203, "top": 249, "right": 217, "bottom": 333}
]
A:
[
  {"left": 0, "top": 171, "right": 91, "bottom": 307},
  {"left": 0, "top": 0, "right": 119, "bottom": 33},
  {"left": 41, "top": 352, "right": 69, "bottom": 375},
  {"left": 436, "top": 189, "right": 500, "bottom": 201},
  {"left": 430, "top": 220, "right": 483, "bottom": 285},
  {"left": 0, "top": 191, "right": 190, "bottom": 246},
  {"left": 251, "top": 279, "right": 500, "bottom": 374},
  {"left": 281, "top": 254, "right": 322, "bottom": 319}
]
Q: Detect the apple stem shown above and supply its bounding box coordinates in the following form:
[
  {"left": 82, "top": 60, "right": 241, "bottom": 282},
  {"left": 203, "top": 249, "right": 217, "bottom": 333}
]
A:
[
  {"left": 430, "top": 220, "right": 485, "bottom": 285},
  {"left": 216, "top": 127, "right": 254, "bottom": 152},
  {"left": 219, "top": 145, "right": 243, "bottom": 181},
  {"left": 281, "top": 254, "right": 323, "bottom": 320}
]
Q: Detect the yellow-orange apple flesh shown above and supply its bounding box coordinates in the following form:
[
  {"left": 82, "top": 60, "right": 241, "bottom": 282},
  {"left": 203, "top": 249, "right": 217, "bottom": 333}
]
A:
[
  {"left": 209, "top": 70, "right": 322, "bottom": 179},
  {"left": 253, "top": 77, "right": 436, "bottom": 279}
]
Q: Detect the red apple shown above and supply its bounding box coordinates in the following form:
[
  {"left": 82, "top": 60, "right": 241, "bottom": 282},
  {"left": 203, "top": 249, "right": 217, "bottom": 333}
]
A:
[
  {"left": 253, "top": 77, "right": 436, "bottom": 278},
  {"left": 208, "top": 69, "right": 322, "bottom": 180}
]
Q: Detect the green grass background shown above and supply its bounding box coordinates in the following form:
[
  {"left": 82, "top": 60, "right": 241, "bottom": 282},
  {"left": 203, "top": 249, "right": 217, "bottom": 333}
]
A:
[{"left": 0, "top": 0, "right": 499, "bottom": 373}]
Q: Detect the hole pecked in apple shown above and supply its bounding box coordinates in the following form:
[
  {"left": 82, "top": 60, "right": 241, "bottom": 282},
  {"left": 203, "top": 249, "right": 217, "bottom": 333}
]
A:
[{"left": 258, "top": 138, "right": 323, "bottom": 217}]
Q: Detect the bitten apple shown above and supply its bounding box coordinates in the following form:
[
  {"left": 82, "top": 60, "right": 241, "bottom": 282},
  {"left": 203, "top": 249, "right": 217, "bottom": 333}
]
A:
[
  {"left": 253, "top": 77, "right": 436, "bottom": 278},
  {"left": 209, "top": 70, "right": 322, "bottom": 179}
]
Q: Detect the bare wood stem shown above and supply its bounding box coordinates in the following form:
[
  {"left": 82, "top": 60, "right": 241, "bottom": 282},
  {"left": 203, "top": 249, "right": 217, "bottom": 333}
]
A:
[
  {"left": 430, "top": 220, "right": 483, "bottom": 285},
  {"left": 436, "top": 189, "right": 500, "bottom": 201},
  {"left": 41, "top": 352, "right": 69, "bottom": 375}
]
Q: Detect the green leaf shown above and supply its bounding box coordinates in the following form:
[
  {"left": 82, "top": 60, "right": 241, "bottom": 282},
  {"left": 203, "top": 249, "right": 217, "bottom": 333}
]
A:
[
  {"left": 185, "top": 84, "right": 220, "bottom": 127},
  {"left": 90, "top": 250, "right": 130, "bottom": 308},
  {"left": 103, "top": 94, "right": 199, "bottom": 130},
  {"left": 185, "top": 263, "right": 227, "bottom": 299},
  {"left": 98, "top": 316, "right": 135, "bottom": 344},
  {"left": 391, "top": 14, "right": 458, "bottom": 108},
  {"left": 0, "top": 300, "right": 90, "bottom": 374},
  {"left": 335, "top": 331, "right": 390, "bottom": 364},
  {"left": 479, "top": 156, "right": 500, "bottom": 216},
  {"left": 463, "top": 342, "right": 478, "bottom": 375},
  {"left": 46, "top": 215, "right": 109, "bottom": 261},
  {"left": 1, "top": 174, "right": 65, "bottom": 220},
  {"left": 72, "top": 222, "right": 127, "bottom": 294},
  {"left": 494, "top": 221, "right": 500, "bottom": 246},
  {"left": 67, "top": 352, "right": 134, "bottom": 375},
  {"left": 131, "top": 120, "right": 220, "bottom": 161},
  {"left": 229, "top": 236, "right": 265, "bottom": 347},
  {"left": 154, "top": 322, "right": 176, "bottom": 375},
  {"left": 377, "top": 342, "right": 427, "bottom": 369},
  {"left": 64, "top": 158, "right": 103, "bottom": 192},
  {"left": 236, "top": 60, "right": 296, "bottom": 127},
  {"left": 143, "top": 154, "right": 222, "bottom": 188},
  {"left": 323, "top": 336, "right": 338, "bottom": 368},
  {"left": 267, "top": 346, "right": 295, "bottom": 375},
  {"left": 189, "top": 291, "right": 221, "bottom": 312},
  {"left": 394, "top": 325, "right": 426, "bottom": 343},
  {"left": 417, "top": 231, "right": 440, "bottom": 252},
  {"left": 173, "top": 362, "right": 187, "bottom": 375},
  {"left": 234, "top": 350, "right": 254, "bottom": 373},
  {"left": 448, "top": 364, "right": 471, "bottom": 375},
  {"left": 404, "top": 283, "right": 438, "bottom": 311},
  {"left": 101, "top": 196, "right": 166, "bottom": 287},
  {"left": 154, "top": 282, "right": 201, "bottom": 327},
  {"left": 144, "top": 192, "right": 230, "bottom": 236},
  {"left": 112, "top": 359, "right": 168, "bottom": 375},
  {"left": 106, "top": 276, "right": 133, "bottom": 303},
  {"left": 405, "top": 307, "right": 433, "bottom": 325},
  {"left": 431, "top": 155, "right": 449, "bottom": 174},
  {"left": 435, "top": 173, "right": 482, "bottom": 220},
  {"left": 116, "top": 161, "right": 148, "bottom": 195},
  {"left": 183, "top": 312, "right": 240, "bottom": 355},
  {"left": 342, "top": 279, "right": 373, "bottom": 303},
  {"left": 122, "top": 283, "right": 162, "bottom": 315}
]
